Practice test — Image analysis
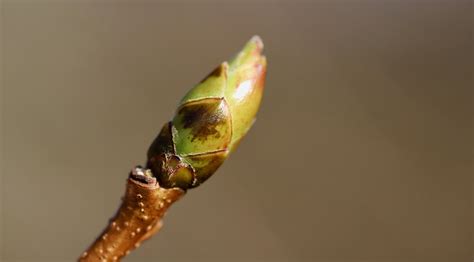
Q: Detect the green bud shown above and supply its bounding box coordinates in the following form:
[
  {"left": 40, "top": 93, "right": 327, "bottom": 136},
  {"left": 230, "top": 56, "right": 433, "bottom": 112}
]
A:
[{"left": 147, "top": 36, "right": 267, "bottom": 189}]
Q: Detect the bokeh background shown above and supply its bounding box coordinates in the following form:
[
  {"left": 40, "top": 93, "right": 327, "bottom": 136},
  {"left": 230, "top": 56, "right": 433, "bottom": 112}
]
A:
[{"left": 1, "top": 1, "right": 472, "bottom": 262}]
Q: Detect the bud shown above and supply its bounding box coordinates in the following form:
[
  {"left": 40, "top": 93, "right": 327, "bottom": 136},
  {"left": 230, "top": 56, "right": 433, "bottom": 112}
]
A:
[{"left": 147, "top": 36, "right": 267, "bottom": 189}]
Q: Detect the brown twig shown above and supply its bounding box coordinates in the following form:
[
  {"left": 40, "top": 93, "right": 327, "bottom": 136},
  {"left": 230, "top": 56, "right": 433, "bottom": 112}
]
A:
[
  {"left": 79, "top": 167, "right": 185, "bottom": 261},
  {"left": 78, "top": 36, "right": 266, "bottom": 261}
]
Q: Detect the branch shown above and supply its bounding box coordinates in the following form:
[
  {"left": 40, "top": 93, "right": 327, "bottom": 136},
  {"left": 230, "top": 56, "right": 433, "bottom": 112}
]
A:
[
  {"left": 79, "top": 168, "right": 184, "bottom": 261},
  {"left": 78, "top": 35, "right": 266, "bottom": 261}
]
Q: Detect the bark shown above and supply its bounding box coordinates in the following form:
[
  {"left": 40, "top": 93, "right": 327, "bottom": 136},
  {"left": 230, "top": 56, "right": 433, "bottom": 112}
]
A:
[{"left": 79, "top": 167, "right": 185, "bottom": 262}]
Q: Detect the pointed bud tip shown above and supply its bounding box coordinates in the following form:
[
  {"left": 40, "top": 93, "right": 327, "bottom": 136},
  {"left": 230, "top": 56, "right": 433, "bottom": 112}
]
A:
[
  {"left": 249, "top": 35, "right": 264, "bottom": 51},
  {"left": 230, "top": 35, "right": 265, "bottom": 69}
]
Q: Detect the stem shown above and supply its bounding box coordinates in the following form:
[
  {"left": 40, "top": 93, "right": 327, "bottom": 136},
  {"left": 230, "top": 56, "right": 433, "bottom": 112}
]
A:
[
  {"left": 78, "top": 36, "right": 266, "bottom": 261},
  {"left": 79, "top": 167, "right": 185, "bottom": 261}
]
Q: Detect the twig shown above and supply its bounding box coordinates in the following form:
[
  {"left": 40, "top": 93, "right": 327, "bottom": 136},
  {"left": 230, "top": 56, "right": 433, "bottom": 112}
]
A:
[
  {"left": 78, "top": 35, "right": 266, "bottom": 261},
  {"left": 79, "top": 168, "right": 184, "bottom": 261}
]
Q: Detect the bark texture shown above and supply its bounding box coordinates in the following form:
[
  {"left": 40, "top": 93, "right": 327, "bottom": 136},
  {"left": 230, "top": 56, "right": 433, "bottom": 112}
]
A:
[{"left": 79, "top": 168, "right": 185, "bottom": 262}]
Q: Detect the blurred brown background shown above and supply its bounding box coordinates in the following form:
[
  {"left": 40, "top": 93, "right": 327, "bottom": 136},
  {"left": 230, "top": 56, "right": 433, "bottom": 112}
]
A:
[{"left": 1, "top": 1, "right": 472, "bottom": 262}]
